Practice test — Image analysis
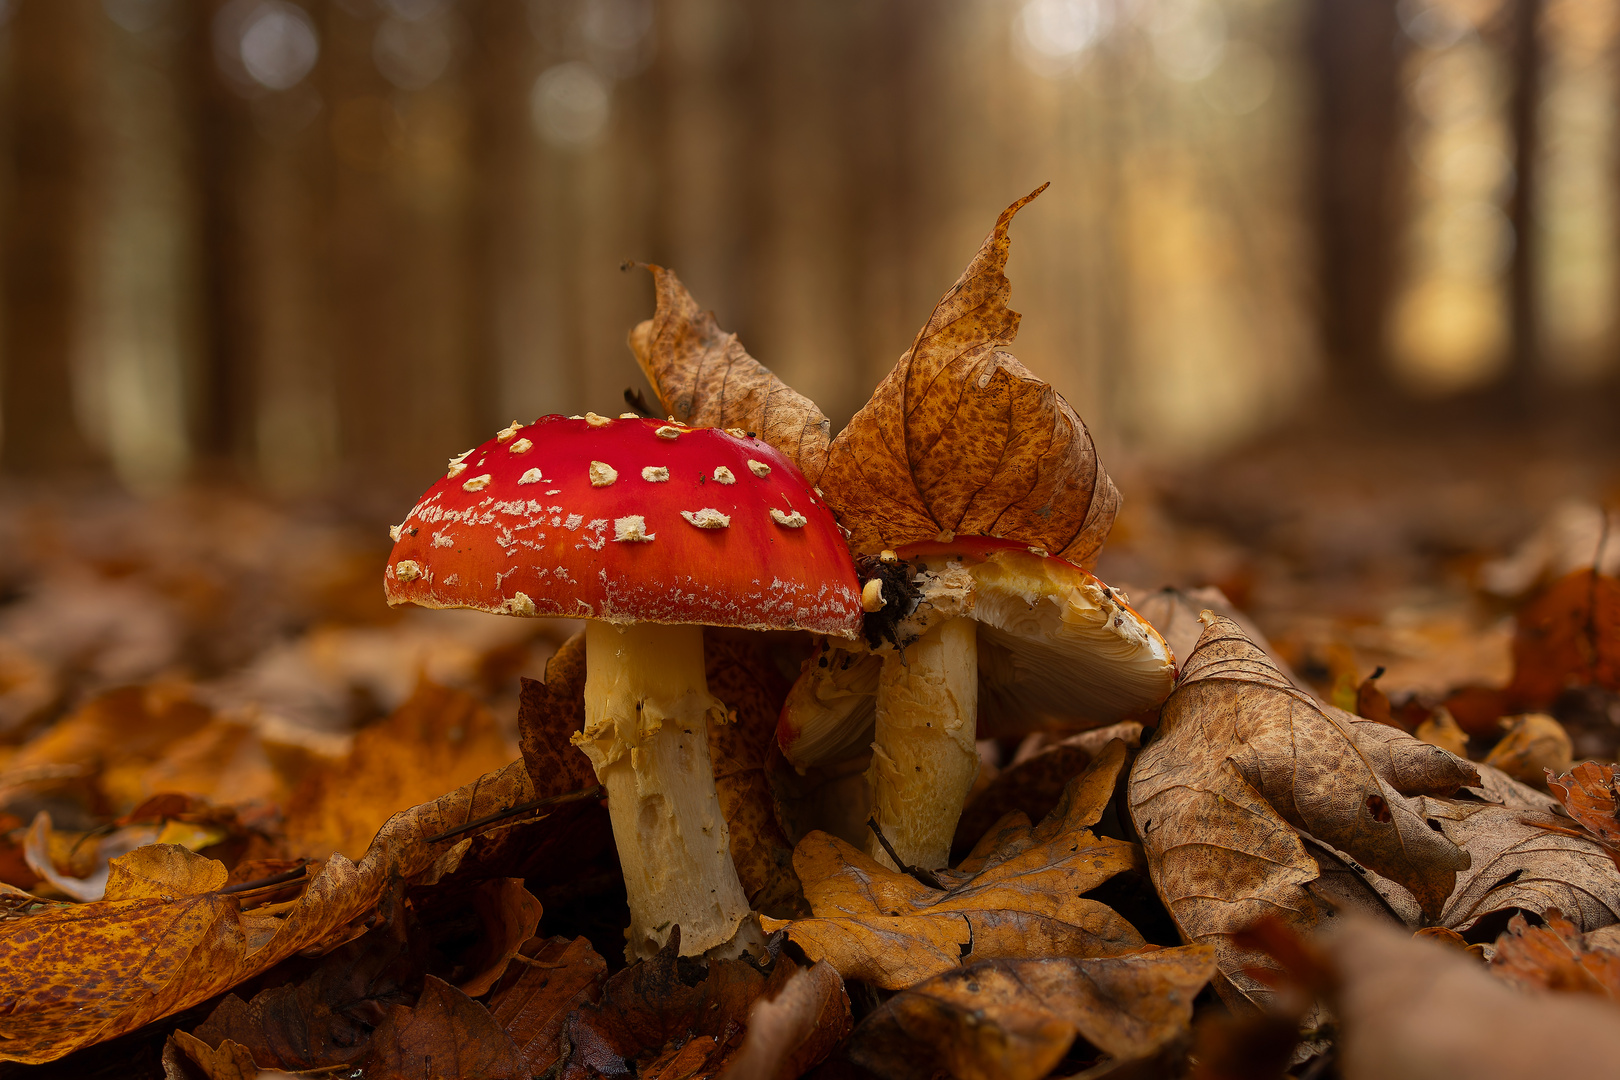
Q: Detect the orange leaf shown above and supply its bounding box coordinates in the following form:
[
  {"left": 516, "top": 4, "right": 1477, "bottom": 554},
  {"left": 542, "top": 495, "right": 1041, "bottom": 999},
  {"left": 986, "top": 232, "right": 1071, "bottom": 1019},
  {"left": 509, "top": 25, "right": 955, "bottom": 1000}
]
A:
[{"left": 817, "top": 186, "right": 1119, "bottom": 566}]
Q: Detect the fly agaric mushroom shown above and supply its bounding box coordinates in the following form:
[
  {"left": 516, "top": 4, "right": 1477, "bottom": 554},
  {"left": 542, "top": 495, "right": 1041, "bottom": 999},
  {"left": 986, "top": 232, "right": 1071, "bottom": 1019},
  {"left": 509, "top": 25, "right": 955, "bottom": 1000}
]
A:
[
  {"left": 385, "top": 413, "right": 863, "bottom": 958},
  {"left": 778, "top": 536, "right": 1174, "bottom": 870}
]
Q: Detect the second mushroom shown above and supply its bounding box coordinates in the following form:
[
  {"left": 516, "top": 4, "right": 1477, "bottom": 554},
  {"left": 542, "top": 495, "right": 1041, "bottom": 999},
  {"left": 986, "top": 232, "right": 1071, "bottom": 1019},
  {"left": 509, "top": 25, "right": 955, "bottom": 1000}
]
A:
[{"left": 778, "top": 536, "right": 1176, "bottom": 871}]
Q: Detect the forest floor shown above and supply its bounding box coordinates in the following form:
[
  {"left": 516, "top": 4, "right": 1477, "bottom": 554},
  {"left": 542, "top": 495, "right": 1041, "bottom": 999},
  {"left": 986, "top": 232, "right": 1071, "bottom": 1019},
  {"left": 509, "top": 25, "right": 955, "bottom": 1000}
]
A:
[{"left": 0, "top": 409, "right": 1616, "bottom": 1079}]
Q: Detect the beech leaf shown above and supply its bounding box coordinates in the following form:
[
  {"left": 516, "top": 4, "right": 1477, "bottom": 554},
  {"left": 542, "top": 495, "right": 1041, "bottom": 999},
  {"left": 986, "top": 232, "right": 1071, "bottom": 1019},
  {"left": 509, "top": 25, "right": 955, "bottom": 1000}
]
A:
[
  {"left": 817, "top": 185, "right": 1119, "bottom": 565},
  {"left": 763, "top": 742, "right": 1145, "bottom": 989},
  {"left": 1128, "top": 614, "right": 1476, "bottom": 1009},
  {"left": 630, "top": 265, "right": 833, "bottom": 481},
  {"left": 0, "top": 757, "right": 538, "bottom": 1064}
]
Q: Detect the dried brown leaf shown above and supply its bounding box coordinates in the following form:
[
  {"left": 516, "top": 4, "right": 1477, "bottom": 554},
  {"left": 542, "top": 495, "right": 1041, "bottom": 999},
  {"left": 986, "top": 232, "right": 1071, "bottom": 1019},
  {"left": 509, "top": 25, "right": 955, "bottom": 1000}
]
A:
[
  {"left": 517, "top": 632, "right": 602, "bottom": 800},
  {"left": 1490, "top": 909, "right": 1620, "bottom": 1000},
  {"left": 1417, "top": 796, "right": 1620, "bottom": 933},
  {"left": 190, "top": 921, "right": 426, "bottom": 1072},
  {"left": 719, "top": 961, "right": 852, "bottom": 1080},
  {"left": 1128, "top": 615, "right": 1476, "bottom": 1010},
  {"left": 166, "top": 1030, "right": 260, "bottom": 1080},
  {"left": 558, "top": 928, "right": 800, "bottom": 1080},
  {"left": 764, "top": 743, "right": 1145, "bottom": 989},
  {"left": 0, "top": 757, "right": 537, "bottom": 1063},
  {"left": 845, "top": 947, "right": 1217, "bottom": 1080},
  {"left": 630, "top": 265, "right": 833, "bottom": 481},
  {"left": 951, "top": 726, "right": 1124, "bottom": 859},
  {"left": 102, "top": 844, "right": 228, "bottom": 902},
  {"left": 487, "top": 935, "right": 608, "bottom": 1077},
  {"left": 456, "top": 877, "right": 544, "bottom": 997},
  {"left": 1482, "top": 713, "right": 1572, "bottom": 787},
  {"left": 1547, "top": 760, "right": 1620, "bottom": 848},
  {"left": 361, "top": 975, "right": 527, "bottom": 1080},
  {"left": 1415, "top": 707, "right": 1470, "bottom": 757},
  {"left": 706, "top": 629, "right": 806, "bottom": 918},
  {"left": 817, "top": 186, "right": 1118, "bottom": 565}
]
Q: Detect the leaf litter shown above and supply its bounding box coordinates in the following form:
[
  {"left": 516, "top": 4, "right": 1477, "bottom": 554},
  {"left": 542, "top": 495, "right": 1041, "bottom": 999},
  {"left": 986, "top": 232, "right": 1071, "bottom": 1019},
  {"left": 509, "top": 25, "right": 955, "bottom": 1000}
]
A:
[{"left": 0, "top": 193, "right": 1618, "bottom": 1078}]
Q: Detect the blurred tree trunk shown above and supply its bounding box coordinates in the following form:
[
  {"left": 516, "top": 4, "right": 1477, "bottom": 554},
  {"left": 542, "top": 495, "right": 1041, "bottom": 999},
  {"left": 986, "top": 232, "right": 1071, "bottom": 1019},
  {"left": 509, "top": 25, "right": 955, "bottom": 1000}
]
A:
[
  {"left": 184, "top": 0, "right": 255, "bottom": 474},
  {"left": 465, "top": 0, "right": 542, "bottom": 426},
  {"left": 0, "top": 0, "right": 102, "bottom": 474},
  {"left": 1306, "top": 0, "right": 1406, "bottom": 403},
  {"left": 1503, "top": 0, "right": 1544, "bottom": 406}
]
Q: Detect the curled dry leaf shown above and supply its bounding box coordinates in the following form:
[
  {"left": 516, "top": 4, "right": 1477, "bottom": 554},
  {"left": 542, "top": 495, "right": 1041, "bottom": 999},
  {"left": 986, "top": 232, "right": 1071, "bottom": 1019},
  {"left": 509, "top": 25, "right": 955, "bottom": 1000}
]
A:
[
  {"left": 706, "top": 630, "right": 807, "bottom": 918},
  {"left": 1419, "top": 796, "right": 1620, "bottom": 933},
  {"left": 718, "top": 961, "right": 852, "bottom": 1080},
  {"left": 1414, "top": 707, "right": 1469, "bottom": 757},
  {"left": 361, "top": 974, "right": 527, "bottom": 1080},
  {"left": 629, "top": 264, "right": 833, "bottom": 481},
  {"left": 0, "top": 757, "right": 538, "bottom": 1063},
  {"left": 817, "top": 186, "right": 1119, "bottom": 566},
  {"left": 1481, "top": 713, "right": 1572, "bottom": 787},
  {"left": 487, "top": 935, "right": 609, "bottom": 1078},
  {"left": 763, "top": 742, "right": 1145, "bottom": 990},
  {"left": 1546, "top": 759, "right": 1620, "bottom": 849},
  {"left": 456, "top": 877, "right": 544, "bottom": 997},
  {"left": 1490, "top": 909, "right": 1620, "bottom": 1001},
  {"left": 950, "top": 722, "right": 1142, "bottom": 860},
  {"left": 1128, "top": 615, "right": 1477, "bottom": 1010},
  {"left": 845, "top": 947, "right": 1217, "bottom": 1080}
]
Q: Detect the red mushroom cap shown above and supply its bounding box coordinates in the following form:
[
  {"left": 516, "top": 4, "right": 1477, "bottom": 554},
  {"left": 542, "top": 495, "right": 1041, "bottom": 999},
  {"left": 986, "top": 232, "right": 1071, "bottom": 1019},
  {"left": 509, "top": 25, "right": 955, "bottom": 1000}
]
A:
[{"left": 384, "top": 414, "right": 863, "bottom": 636}]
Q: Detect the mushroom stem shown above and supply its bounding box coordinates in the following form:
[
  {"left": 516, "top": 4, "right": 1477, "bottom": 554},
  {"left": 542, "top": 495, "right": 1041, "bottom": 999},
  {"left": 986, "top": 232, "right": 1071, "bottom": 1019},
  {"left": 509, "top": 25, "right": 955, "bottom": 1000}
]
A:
[
  {"left": 572, "top": 620, "right": 751, "bottom": 960},
  {"left": 865, "top": 616, "right": 979, "bottom": 870}
]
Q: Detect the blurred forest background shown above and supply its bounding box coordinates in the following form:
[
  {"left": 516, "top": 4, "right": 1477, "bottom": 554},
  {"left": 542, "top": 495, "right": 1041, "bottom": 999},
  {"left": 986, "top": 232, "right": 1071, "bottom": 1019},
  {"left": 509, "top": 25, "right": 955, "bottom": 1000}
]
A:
[{"left": 0, "top": 0, "right": 1615, "bottom": 513}]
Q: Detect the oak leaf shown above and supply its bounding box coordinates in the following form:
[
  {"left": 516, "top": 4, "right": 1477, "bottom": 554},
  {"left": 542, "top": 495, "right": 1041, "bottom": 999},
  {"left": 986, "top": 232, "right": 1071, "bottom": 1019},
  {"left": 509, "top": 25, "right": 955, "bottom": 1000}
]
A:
[
  {"left": 816, "top": 185, "right": 1119, "bottom": 565},
  {"left": 845, "top": 947, "right": 1217, "bottom": 1080},
  {"left": 1447, "top": 568, "right": 1620, "bottom": 734},
  {"left": 630, "top": 265, "right": 833, "bottom": 482},
  {"left": 0, "top": 757, "right": 538, "bottom": 1063},
  {"left": 1128, "top": 615, "right": 1476, "bottom": 1009},
  {"left": 763, "top": 741, "right": 1145, "bottom": 990}
]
